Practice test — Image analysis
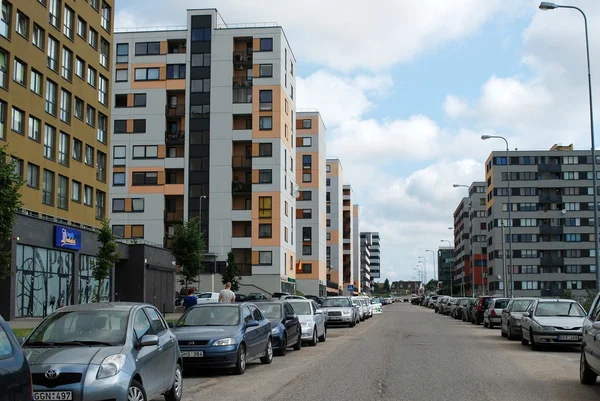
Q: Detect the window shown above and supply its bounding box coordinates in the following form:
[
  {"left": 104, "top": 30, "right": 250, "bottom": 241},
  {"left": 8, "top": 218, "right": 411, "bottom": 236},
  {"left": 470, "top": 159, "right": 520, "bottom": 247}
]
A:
[
  {"left": 72, "top": 138, "right": 82, "bottom": 161},
  {"left": 98, "top": 75, "right": 108, "bottom": 105},
  {"left": 301, "top": 119, "right": 312, "bottom": 129},
  {"left": 100, "top": 38, "right": 109, "bottom": 68},
  {"left": 61, "top": 47, "right": 72, "bottom": 81},
  {"left": 115, "top": 69, "right": 127, "bottom": 82},
  {"left": 134, "top": 42, "right": 160, "bottom": 55},
  {"left": 302, "top": 209, "right": 312, "bottom": 219},
  {"left": 13, "top": 58, "right": 26, "bottom": 85},
  {"left": 190, "top": 28, "right": 211, "bottom": 42},
  {"left": 326, "top": 164, "right": 331, "bottom": 173},
  {"left": 1, "top": 0, "right": 10, "bottom": 38},
  {"left": 57, "top": 175, "right": 68, "bottom": 209},
  {"left": 77, "top": 17, "right": 86, "bottom": 38},
  {"left": 190, "top": 78, "right": 210, "bottom": 92},
  {"left": 87, "top": 66, "right": 97, "bottom": 87},
  {"left": 132, "top": 145, "right": 158, "bottom": 159},
  {"left": 300, "top": 190, "right": 312, "bottom": 201},
  {"left": 96, "top": 151, "right": 106, "bottom": 182},
  {"left": 114, "top": 120, "right": 126, "bottom": 133},
  {"left": 114, "top": 94, "right": 127, "bottom": 107},
  {"left": 112, "top": 225, "right": 124, "bottom": 237},
  {"left": 259, "top": 224, "right": 272, "bottom": 238},
  {"left": 85, "top": 144, "right": 94, "bottom": 166},
  {"left": 28, "top": 116, "right": 40, "bottom": 141},
  {"left": 71, "top": 180, "right": 80, "bottom": 202},
  {"left": 258, "top": 169, "right": 272, "bottom": 184},
  {"left": 191, "top": 53, "right": 211, "bottom": 67},
  {"left": 116, "top": 43, "right": 128, "bottom": 63},
  {"left": 90, "top": 0, "right": 99, "bottom": 11},
  {"left": 190, "top": 105, "right": 210, "bottom": 118},
  {"left": 73, "top": 97, "right": 83, "bottom": 120},
  {"left": 291, "top": 85, "right": 294, "bottom": 100},
  {"left": 49, "top": 0, "right": 60, "bottom": 29},
  {"left": 302, "top": 155, "right": 312, "bottom": 170},
  {"left": 259, "top": 64, "right": 273, "bottom": 77},
  {"left": 134, "top": 94, "right": 146, "bottom": 107},
  {"left": 112, "top": 172, "right": 125, "bottom": 186},
  {"left": 260, "top": 38, "right": 273, "bottom": 51},
  {"left": 258, "top": 251, "right": 272, "bottom": 265},
  {"left": 75, "top": 57, "right": 84, "bottom": 78},
  {"left": 58, "top": 131, "right": 69, "bottom": 166},
  {"left": 30, "top": 69, "right": 42, "bottom": 95},
  {"left": 47, "top": 36, "right": 58, "bottom": 71},
  {"left": 259, "top": 116, "right": 272, "bottom": 130},
  {"left": 112, "top": 198, "right": 125, "bottom": 212},
  {"left": 45, "top": 79, "right": 57, "bottom": 115},
  {"left": 11, "top": 107, "right": 23, "bottom": 134},
  {"left": 326, "top": 219, "right": 331, "bottom": 227},
  {"left": 300, "top": 137, "right": 312, "bottom": 147},
  {"left": 133, "top": 119, "right": 146, "bottom": 133},
  {"left": 132, "top": 198, "right": 144, "bottom": 212},
  {"left": 0, "top": 49, "right": 5, "bottom": 89},
  {"left": 326, "top": 233, "right": 331, "bottom": 240},
  {"left": 101, "top": 1, "right": 111, "bottom": 31},
  {"left": 60, "top": 89, "right": 71, "bottom": 123},
  {"left": 0, "top": 100, "right": 4, "bottom": 139},
  {"left": 32, "top": 23, "right": 44, "bottom": 49},
  {"left": 27, "top": 163, "right": 39, "bottom": 188},
  {"left": 259, "top": 90, "right": 272, "bottom": 111},
  {"left": 86, "top": 105, "right": 95, "bottom": 127},
  {"left": 259, "top": 196, "right": 272, "bottom": 218},
  {"left": 44, "top": 124, "right": 56, "bottom": 160},
  {"left": 95, "top": 189, "right": 105, "bottom": 219},
  {"left": 84, "top": 185, "right": 92, "bottom": 206},
  {"left": 63, "top": 6, "right": 73, "bottom": 39},
  {"left": 134, "top": 67, "right": 160, "bottom": 81},
  {"left": 88, "top": 28, "right": 98, "bottom": 49},
  {"left": 326, "top": 178, "right": 330, "bottom": 186},
  {"left": 97, "top": 113, "right": 107, "bottom": 143},
  {"left": 166, "top": 64, "right": 185, "bottom": 79},
  {"left": 302, "top": 173, "right": 312, "bottom": 183},
  {"left": 132, "top": 172, "right": 158, "bottom": 185},
  {"left": 42, "top": 169, "right": 54, "bottom": 205}
]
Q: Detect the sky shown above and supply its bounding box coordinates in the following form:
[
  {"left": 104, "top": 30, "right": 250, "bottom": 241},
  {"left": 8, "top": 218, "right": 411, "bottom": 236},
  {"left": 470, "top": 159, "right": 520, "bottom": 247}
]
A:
[{"left": 115, "top": 0, "right": 600, "bottom": 283}]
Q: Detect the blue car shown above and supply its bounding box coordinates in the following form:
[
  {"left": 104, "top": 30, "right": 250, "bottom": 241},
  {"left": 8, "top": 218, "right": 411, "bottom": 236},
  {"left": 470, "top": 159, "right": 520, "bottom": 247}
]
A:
[
  {"left": 0, "top": 313, "right": 32, "bottom": 401},
  {"left": 171, "top": 303, "right": 273, "bottom": 374},
  {"left": 256, "top": 301, "right": 302, "bottom": 356}
]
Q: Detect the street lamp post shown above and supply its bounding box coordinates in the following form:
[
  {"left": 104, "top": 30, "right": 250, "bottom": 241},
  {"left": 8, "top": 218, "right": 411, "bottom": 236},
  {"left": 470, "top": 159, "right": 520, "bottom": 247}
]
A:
[
  {"left": 440, "top": 239, "right": 453, "bottom": 296},
  {"left": 418, "top": 256, "right": 427, "bottom": 285},
  {"left": 426, "top": 249, "right": 436, "bottom": 282},
  {"left": 538, "top": 1, "right": 600, "bottom": 298},
  {"left": 454, "top": 184, "right": 476, "bottom": 297},
  {"left": 482, "top": 135, "right": 514, "bottom": 297}
]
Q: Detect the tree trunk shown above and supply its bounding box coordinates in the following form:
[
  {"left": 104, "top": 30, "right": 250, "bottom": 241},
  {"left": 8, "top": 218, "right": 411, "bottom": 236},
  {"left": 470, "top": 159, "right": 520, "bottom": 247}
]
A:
[{"left": 96, "top": 278, "right": 103, "bottom": 303}]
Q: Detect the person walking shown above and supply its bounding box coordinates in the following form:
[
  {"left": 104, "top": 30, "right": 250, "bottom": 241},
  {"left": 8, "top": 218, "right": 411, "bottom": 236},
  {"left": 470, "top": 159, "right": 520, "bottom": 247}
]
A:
[
  {"left": 182, "top": 288, "right": 198, "bottom": 310},
  {"left": 219, "top": 282, "right": 236, "bottom": 303}
]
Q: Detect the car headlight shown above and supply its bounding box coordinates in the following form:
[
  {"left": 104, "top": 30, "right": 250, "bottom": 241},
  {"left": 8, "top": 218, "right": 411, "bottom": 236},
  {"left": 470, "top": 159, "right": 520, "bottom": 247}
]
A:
[
  {"left": 301, "top": 321, "right": 311, "bottom": 327},
  {"left": 342, "top": 311, "right": 351, "bottom": 316},
  {"left": 97, "top": 354, "right": 126, "bottom": 379},
  {"left": 212, "top": 338, "right": 237, "bottom": 347},
  {"left": 271, "top": 327, "right": 281, "bottom": 335},
  {"left": 541, "top": 326, "right": 556, "bottom": 331}
]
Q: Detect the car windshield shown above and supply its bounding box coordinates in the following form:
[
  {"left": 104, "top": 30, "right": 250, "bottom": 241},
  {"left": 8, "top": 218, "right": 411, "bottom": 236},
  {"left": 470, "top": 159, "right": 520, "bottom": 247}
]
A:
[
  {"left": 179, "top": 306, "right": 240, "bottom": 326},
  {"left": 494, "top": 299, "right": 510, "bottom": 309},
  {"left": 352, "top": 300, "right": 360, "bottom": 306},
  {"left": 512, "top": 300, "right": 534, "bottom": 312},
  {"left": 288, "top": 302, "right": 312, "bottom": 315},
  {"left": 535, "top": 302, "right": 586, "bottom": 317},
  {"left": 371, "top": 298, "right": 382, "bottom": 304},
  {"left": 26, "top": 310, "right": 129, "bottom": 346},
  {"left": 323, "top": 298, "right": 352, "bottom": 307},
  {"left": 257, "top": 304, "right": 282, "bottom": 320}
]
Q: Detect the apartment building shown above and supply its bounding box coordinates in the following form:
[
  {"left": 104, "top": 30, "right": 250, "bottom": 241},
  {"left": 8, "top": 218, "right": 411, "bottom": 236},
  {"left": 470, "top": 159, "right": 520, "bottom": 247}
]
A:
[
  {"left": 326, "top": 158, "right": 343, "bottom": 294},
  {"left": 452, "top": 181, "right": 488, "bottom": 296},
  {"left": 110, "top": 9, "right": 298, "bottom": 295},
  {"left": 485, "top": 144, "right": 597, "bottom": 297},
  {"left": 0, "top": 0, "right": 116, "bottom": 315},
  {"left": 360, "top": 232, "right": 371, "bottom": 292},
  {"left": 362, "top": 232, "right": 381, "bottom": 281},
  {"left": 342, "top": 185, "right": 355, "bottom": 295},
  {"left": 438, "top": 246, "right": 455, "bottom": 294},
  {"left": 295, "top": 111, "right": 327, "bottom": 297},
  {"left": 352, "top": 204, "right": 360, "bottom": 293}
]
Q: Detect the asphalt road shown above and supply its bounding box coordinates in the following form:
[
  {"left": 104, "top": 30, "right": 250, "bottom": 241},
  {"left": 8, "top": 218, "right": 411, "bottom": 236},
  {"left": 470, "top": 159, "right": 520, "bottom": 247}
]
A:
[{"left": 168, "top": 303, "right": 600, "bottom": 401}]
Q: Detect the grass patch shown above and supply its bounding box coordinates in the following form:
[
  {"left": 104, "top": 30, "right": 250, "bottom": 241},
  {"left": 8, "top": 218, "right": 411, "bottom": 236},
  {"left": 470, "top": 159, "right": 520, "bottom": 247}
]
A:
[{"left": 11, "top": 328, "right": 32, "bottom": 338}]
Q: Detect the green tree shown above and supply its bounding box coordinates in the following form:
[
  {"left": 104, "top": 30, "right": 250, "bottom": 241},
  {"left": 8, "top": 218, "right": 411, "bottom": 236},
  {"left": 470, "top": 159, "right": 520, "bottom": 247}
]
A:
[
  {"left": 94, "top": 219, "right": 120, "bottom": 302},
  {"left": 425, "top": 279, "right": 437, "bottom": 293},
  {"left": 221, "top": 251, "right": 241, "bottom": 292},
  {"left": 383, "top": 278, "right": 390, "bottom": 292},
  {"left": 0, "top": 149, "right": 23, "bottom": 280},
  {"left": 171, "top": 217, "right": 206, "bottom": 290},
  {"left": 561, "top": 289, "right": 573, "bottom": 300}
]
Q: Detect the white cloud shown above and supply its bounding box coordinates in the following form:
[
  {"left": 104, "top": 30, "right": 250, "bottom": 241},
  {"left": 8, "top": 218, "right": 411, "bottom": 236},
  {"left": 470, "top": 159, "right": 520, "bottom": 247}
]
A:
[{"left": 443, "top": 95, "right": 471, "bottom": 119}]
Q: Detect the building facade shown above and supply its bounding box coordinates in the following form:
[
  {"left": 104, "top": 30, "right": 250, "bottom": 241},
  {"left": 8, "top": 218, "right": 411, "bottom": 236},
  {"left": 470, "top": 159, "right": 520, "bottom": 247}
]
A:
[
  {"left": 360, "top": 232, "right": 371, "bottom": 292},
  {"left": 438, "top": 246, "right": 454, "bottom": 294},
  {"left": 109, "top": 9, "right": 298, "bottom": 296},
  {"left": 342, "top": 184, "right": 354, "bottom": 295},
  {"left": 352, "top": 204, "right": 360, "bottom": 293},
  {"left": 362, "top": 232, "right": 380, "bottom": 282},
  {"left": 326, "top": 158, "right": 343, "bottom": 295},
  {"left": 295, "top": 111, "right": 327, "bottom": 297},
  {"left": 485, "top": 144, "right": 597, "bottom": 297}
]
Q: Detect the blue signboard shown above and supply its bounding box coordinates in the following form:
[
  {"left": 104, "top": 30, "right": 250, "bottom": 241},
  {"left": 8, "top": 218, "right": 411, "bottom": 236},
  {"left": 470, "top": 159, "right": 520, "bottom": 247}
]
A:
[
  {"left": 54, "top": 226, "right": 82, "bottom": 251},
  {"left": 347, "top": 284, "right": 355, "bottom": 292}
]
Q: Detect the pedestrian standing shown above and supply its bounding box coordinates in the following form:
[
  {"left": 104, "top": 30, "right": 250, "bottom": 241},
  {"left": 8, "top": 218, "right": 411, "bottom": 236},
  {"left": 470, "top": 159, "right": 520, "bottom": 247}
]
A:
[
  {"left": 219, "top": 282, "right": 236, "bottom": 303},
  {"left": 182, "top": 288, "right": 198, "bottom": 310}
]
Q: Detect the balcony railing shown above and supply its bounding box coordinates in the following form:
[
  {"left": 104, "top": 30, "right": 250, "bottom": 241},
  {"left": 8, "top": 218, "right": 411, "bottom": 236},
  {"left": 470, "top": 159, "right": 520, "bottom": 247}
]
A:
[
  {"left": 539, "top": 225, "right": 563, "bottom": 235},
  {"left": 540, "top": 256, "right": 564, "bottom": 266},
  {"left": 166, "top": 131, "right": 185, "bottom": 144},
  {"left": 327, "top": 280, "right": 339, "bottom": 289},
  {"left": 233, "top": 87, "right": 252, "bottom": 104},
  {"left": 538, "top": 163, "right": 561, "bottom": 173},
  {"left": 232, "top": 156, "right": 252, "bottom": 169},
  {"left": 232, "top": 182, "right": 252, "bottom": 194},
  {"left": 539, "top": 194, "right": 562, "bottom": 203},
  {"left": 233, "top": 51, "right": 253, "bottom": 65},
  {"left": 166, "top": 105, "right": 185, "bottom": 116},
  {"left": 233, "top": 77, "right": 252, "bottom": 87},
  {"left": 165, "top": 210, "right": 184, "bottom": 222}
]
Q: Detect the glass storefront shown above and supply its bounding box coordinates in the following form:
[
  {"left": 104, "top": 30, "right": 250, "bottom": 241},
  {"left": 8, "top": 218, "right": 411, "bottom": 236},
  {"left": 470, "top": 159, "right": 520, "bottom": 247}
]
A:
[
  {"left": 79, "top": 255, "right": 110, "bottom": 303},
  {"left": 15, "top": 244, "right": 74, "bottom": 317}
]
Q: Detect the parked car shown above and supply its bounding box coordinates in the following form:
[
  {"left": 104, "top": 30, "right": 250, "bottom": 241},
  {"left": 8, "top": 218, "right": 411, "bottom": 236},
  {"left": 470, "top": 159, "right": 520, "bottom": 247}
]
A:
[
  {"left": 271, "top": 292, "right": 291, "bottom": 300},
  {"left": 447, "top": 298, "right": 460, "bottom": 317},
  {"left": 359, "top": 298, "right": 372, "bottom": 319},
  {"left": 278, "top": 295, "right": 307, "bottom": 301},
  {"left": 520, "top": 298, "right": 586, "bottom": 350},
  {"left": 304, "top": 295, "right": 325, "bottom": 306},
  {"left": 23, "top": 303, "right": 182, "bottom": 401},
  {"left": 196, "top": 292, "right": 220, "bottom": 302},
  {"left": 0, "top": 313, "right": 32, "bottom": 401},
  {"left": 581, "top": 292, "right": 600, "bottom": 384},
  {"left": 471, "top": 296, "right": 494, "bottom": 325},
  {"left": 427, "top": 295, "right": 440, "bottom": 309},
  {"left": 500, "top": 298, "right": 536, "bottom": 340},
  {"left": 453, "top": 298, "right": 470, "bottom": 319},
  {"left": 172, "top": 302, "right": 273, "bottom": 374},
  {"left": 321, "top": 297, "right": 359, "bottom": 327},
  {"left": 371, "top": 298, "right": 383, "bottom": 314},
  {"left": 247, "top": 293, "right": 268, "bottom": 301},
  {"left": 483, "top": 298, "right": 511, "bottom": 328},
  {"left": 434, "top": 296, "right": 448, "bottom": 314},
  {"left": 235, "top": 294, "right": 248, "bottom": 302},
  {"left": 462, "top": 298, "right": 477, "bottom": 322},
  {"left": 351, "top": 298, "right": 365, "bottom": 322},
  {"left": 256, "top": 301, "right": 302, "bottom": 356},
  {"left": 287, "top": 300, "right": 327, "bottom": 346}
]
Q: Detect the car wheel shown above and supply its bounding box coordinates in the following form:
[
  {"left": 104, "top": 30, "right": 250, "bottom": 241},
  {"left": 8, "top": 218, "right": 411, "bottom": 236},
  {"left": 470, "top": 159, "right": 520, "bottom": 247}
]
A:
[
  {"left": 507, "top": 324, "right": 516, "bottom": 341},
  {"left": 488, "top": 321, "right": 494, "bottom": 329},
  {"left": 319, "top": 325, "right": 327, "bottom": 342},
  {"left": 260, "top": 338, "right": 274, "bottom": 364},
  {"left": 501, "top": 325, "right": 507, "bottom": 337},
  {"left": 350, "top": 320, "right": 356, "bottom": 328},
  {"left": 128, "top": 380, "right": 147, "bottom": 401},
  {"left": 581, "top": 349, "right": 598, "bottom": 385},
  {"left": 233, "top": 344, "right": 246, "bottom": 375},
  {"left": 521, "top": 331, "right": 529, "bottom": 346},
  {"left": 310, "top": 327, "right": 318, "bottom": 346},
  {"left": 163, "top": 363, "right": 182, "bottom": 401},
  {"left": 277, "top": 334, "right": 287, "bottom": 356},
  {"left": 293, "top": 331, "right": 302, "bottom": 351},
  {"left": 530, "top": 330, "right": 539, "bottom": 351}
]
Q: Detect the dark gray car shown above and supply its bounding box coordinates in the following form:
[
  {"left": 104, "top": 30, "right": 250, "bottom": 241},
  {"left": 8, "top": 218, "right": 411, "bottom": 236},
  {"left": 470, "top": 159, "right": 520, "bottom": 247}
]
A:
[{"left": 0, "top": 313, "right": 32, "bottom": 401}]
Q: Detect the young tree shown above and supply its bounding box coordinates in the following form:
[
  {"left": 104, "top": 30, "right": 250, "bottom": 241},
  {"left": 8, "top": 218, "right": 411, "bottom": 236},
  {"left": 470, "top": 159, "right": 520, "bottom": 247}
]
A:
[
  {"left": 171, "top": 217, "right": 206, "bottom": 290},
  {"left": 383, "top": 278, "right": 391, "bottom": 292},
  {"left": 221, "top": 251, "right": 241, "bottom": 292},
  {"left": 0, "top": 149, "right": 23, "bottom": 280},
  {"left": 94, "top": 218, "right": 120, "bottom": 302}
]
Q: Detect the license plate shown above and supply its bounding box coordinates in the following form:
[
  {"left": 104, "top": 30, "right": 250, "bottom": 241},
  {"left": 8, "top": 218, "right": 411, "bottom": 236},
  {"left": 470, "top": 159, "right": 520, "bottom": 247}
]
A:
[
  {"left": 329, "top": 317, "right": 342, "bottom": 320},
  {"left": 559, "top": 335, "right": 579, "bottom": 341},
  {"left": 34, "top": 392, "right": 73, "bottom": 401},
  {"left": 181, "top": 351, "right": 204, "bottom": 357}
]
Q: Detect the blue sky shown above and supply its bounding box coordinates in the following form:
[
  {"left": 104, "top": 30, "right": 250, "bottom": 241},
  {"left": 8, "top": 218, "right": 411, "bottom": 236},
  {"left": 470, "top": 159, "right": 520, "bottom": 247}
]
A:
[{"left": 115, "top": 0, "right": 600, "bottom": 283}]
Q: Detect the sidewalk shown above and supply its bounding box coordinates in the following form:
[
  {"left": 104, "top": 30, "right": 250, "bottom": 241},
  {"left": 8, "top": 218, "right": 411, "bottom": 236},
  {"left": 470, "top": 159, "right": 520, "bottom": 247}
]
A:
[{"left": 8, "top": 311, "right": 184, "bottom": 329}]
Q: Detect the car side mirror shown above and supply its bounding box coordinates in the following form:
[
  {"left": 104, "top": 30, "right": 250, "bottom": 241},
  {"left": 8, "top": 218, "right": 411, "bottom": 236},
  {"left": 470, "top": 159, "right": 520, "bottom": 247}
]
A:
[
  {"left": 139, "top": 334, "right": 159, "bottom": 347},
  {"left": 246, "top": 320, "right": 260, "bottom": 327},
  {"left": 592, "top": 321, "right": 600, "bottom": 330},
  {"left": 522, "top": 312, "right": 530, "bottom": 318}
]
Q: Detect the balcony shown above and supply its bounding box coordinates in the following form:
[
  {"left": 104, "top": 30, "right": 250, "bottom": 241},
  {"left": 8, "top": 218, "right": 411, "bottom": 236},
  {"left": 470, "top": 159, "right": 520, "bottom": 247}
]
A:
[
  {"left": 165, "top": 210, "right": 184, "bottom": 222},
  {"left": 166, "top": 105, "right": 185, "bottom": 117},
  {"left": 166, "top": 131, "right": 185, "bottom": 144},
  {"left": 539, "top": 193, "right": 562, "bottom": 203},
  {"left": 233, "top": 51, "right": 253, "bottom": 66},
  {"left": 232, "top": 181, "right": 252, "bottom": 195},
  {"left": 538, "top": 163, "right": 561, "bottom": 173},
  {"left": 327, "top": 280, "right": 339, "bottom": 290},
  {"left": 539, "top": 225, "right": 563, "bottom": 235},
  {"left": 233, "top": 77, "right": 253, "bottom": 88},
  {"left": 232, "top": 156, "right": 252, "bottom": 169},
  {"left": 540, "top": 256, "right": 564, "bottom": 266},
  {"left": 233, "top": 87, "right": 252, "bottom": 104}
]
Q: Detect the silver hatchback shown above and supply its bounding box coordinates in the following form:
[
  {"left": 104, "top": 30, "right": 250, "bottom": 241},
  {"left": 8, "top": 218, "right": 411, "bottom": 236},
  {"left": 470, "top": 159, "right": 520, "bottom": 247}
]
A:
[{"left": 23, "top": 303, "right": 182, "bottom": 401}]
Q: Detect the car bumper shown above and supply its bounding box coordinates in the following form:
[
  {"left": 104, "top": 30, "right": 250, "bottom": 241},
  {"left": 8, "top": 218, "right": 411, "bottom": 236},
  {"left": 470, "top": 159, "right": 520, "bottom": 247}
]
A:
[
  {"left": 180, "top": 345, "right": 239, "bottom": 368},
  {"left": 326, "top": 316, "right": 353, "bottom": 324},
  {"left": 271, "top": 334, "right": 284, "bottom": 350},
  {"left": 489, "top": 317, "right": 501, "bottom": 324},
  {"left": 531, "top": 331, "right": 583, "bottom": 346}
]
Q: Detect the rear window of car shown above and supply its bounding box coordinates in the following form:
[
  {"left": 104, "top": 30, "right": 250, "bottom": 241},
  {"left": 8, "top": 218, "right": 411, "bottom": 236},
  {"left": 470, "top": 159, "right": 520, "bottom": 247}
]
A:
[
  {"left": 494, "top": 299, "right": 510, "bottom": 309},
  {"left": 0, "top": 326, "right": 14, "bottom": 358}
]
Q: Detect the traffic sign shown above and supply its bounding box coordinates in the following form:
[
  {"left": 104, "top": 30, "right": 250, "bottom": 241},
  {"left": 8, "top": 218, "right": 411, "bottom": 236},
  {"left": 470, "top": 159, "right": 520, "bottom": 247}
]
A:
[{"left": 347, "top": 284, "right": 355, "bottom": 292}]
